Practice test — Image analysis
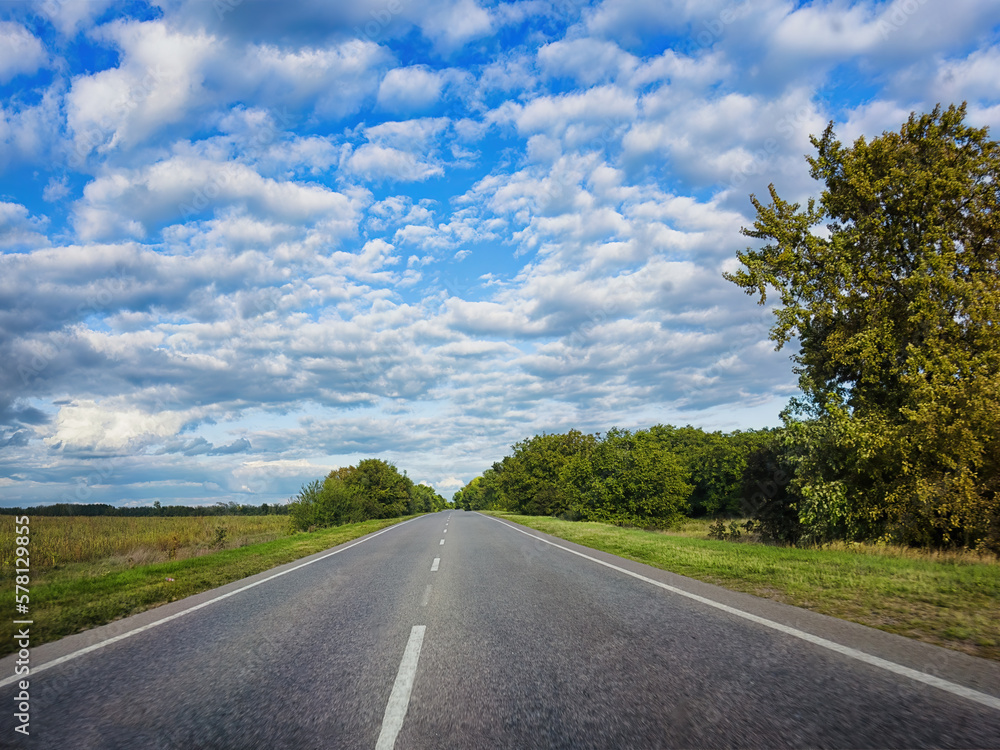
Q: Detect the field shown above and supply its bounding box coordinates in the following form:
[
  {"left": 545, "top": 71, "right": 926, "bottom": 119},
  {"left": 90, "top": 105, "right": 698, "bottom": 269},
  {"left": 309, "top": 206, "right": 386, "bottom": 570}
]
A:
[
  {"left": 1, "top": 514, "right": 290, "bottom": 571},
  {"left": 486, "top": 512, "right": 1000, "bottom": 662}
]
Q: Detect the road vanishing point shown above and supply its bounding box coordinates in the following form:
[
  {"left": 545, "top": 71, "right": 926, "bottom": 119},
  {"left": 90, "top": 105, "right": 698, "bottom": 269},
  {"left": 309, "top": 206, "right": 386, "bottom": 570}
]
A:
[{"left": 3, "top": 511, "right": 1000, "bottom": 748}]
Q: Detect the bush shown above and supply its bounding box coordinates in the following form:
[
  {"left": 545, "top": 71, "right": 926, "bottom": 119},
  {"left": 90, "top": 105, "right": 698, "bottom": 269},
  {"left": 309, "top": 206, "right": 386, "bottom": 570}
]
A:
[
  {"left": 287, "top": 459, "right": 427, "bottom": 532},
  {"left": 740, "top": 441, "right": 803, "bottom": 544}
]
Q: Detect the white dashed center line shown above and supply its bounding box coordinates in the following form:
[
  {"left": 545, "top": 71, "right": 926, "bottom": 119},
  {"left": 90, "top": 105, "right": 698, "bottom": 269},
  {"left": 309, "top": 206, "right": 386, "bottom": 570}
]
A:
[
  {"left": 376, "top": 625, "right": 426, "bottom": 750},
  {"left": 431, "top": 557, "right": 440, "bottom": 572}
]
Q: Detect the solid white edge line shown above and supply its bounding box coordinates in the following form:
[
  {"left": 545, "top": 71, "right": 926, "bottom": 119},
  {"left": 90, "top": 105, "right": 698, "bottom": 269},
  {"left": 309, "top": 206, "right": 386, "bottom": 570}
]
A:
[
  {"left": 431, "top": 558, "right": 440, "bottom": 572},
  {"left": 0, "top": 517, "right": 420, "bottom": 690},
  {"left": 487, "top": 516, "right": 1000, "bottom": 713},
  {"left": 375, "top": 625, "right": 426, "bottom": 750}
]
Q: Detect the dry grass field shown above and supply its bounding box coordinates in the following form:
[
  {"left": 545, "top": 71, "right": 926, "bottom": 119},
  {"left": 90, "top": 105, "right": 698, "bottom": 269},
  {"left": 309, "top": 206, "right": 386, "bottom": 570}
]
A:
[{"left": 0, "top": 514, "right": 290, "bottom": 571}]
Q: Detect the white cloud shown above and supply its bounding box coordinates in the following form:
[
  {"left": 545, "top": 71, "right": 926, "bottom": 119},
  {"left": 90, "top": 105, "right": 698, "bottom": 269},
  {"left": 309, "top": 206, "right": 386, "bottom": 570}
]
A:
[
  {"left": 367, "top": 196, "right": 436, "bottom": 233},
  {"left": 364, "top": 117, "right": 450, "bottom": 149},
  {"left": 45, "top": 399, "right": 200, "bottom": 452},
  {"left": 416, "top": 0, "right": 493, "bottom": 51},
  {"left": 344, "top": 143, "right": 444, "bottom": 182},
  {"left": 328, "top": 239, "right": 400, "bottom": 282},
  {"left": 478, "top": 52, "right": 538, "bottom": 94},
  {"left": 623, "top": 87, "right": 826, "bottom": 197},
  {"left": 377, "top": 66, "right": 445, "bottom": 112},
  {"left": 769, "top": 2, "right": 884, "bottom": 58},
  {"left": 234, "top": 39, "right": 390, "bottom": 119},
  {"left": 897, "top": 47, "right": 1000, "bottom": 104},
  {"left": 538, "top": 38, "right": 638, "bottom": 85},
  {"left": 71, "top": 155, "right": 367, "bottom": 241},
  {"left": 0, "top": 202, "right": 49, "bottom": 248},
  {"left": 837, "top": 99, "right": 914, "bottom": 144},
  {"left": 498, "top": 85, "right": 638, "bottom": 149},
  {"left": 36, "top": 0, "right": 116, "bottom": 36},
  {"left": 66, "top": 20, "right": 218, "bottom": 155},
  {"left": 0, "top": 22, "right": 46, "bottom": 82},
  {"left": 585, "top": 0, "right": 687, "bottom": 39},
  {"left": 0, "top": 86, "right": 62, "bottom": 167},
  {"left": 341, "top": 117, "right": 451, "bottom": 181},
  {"left": 65, "top": 22, "right": 391, "bottom": 162},
  {"left": 43, "top": 176, "right": 72, "bottom": 202}
]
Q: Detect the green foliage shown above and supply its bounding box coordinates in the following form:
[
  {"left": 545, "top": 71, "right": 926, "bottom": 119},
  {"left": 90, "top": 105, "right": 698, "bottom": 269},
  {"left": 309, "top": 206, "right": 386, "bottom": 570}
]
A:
[
  {"left": 474, "top": 427, "right": 691, "bottom": 528},
  {"left": 647, "top": 425, "right": 773, "bottom": 516},
  {"left": 726, "top": 104, "right": 1000, "bottom": 550},
  {"left": 456, "top": 469, "right": 502, "bottom": 511},
  {"left": 287, "top": 479, "right": 324, "bottom": 531},
  {"left": 412, "top": 483, "right": 447, "bottom": 513},
  {"left": 707, "top": 519, "right": 744, "bottom": 541},
  {"left": 560, "top": 428, "right": 691, "bottom": 527},
  {"left": 493, "top": 430, "right": 598, "bottom": 516},
  {"left": 287, "top": 460, "right": 437, "bottom": 531}
]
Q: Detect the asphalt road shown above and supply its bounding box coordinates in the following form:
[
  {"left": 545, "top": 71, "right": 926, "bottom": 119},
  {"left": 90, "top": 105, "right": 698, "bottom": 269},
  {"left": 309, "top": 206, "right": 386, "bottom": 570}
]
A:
[{"left": 3, "top": 511, "right": 1000, "bottom": 749}]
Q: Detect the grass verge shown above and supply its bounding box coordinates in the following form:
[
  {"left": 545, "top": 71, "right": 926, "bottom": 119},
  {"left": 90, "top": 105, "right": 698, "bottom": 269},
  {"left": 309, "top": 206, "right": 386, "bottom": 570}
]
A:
[
  {"left": 3, "top": 515, "right": 417, "bottom": 657},
  {"left": 485, "top": 512, "right": 1000, "bottom": 662}
]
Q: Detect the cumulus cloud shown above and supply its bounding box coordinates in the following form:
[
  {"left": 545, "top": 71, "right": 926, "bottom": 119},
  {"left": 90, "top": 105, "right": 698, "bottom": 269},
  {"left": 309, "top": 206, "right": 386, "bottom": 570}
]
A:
[
  {"left": 166, "top": 0, "right": 493, "bottom": 52},
  {"left": 344, "top": 143, "right": 444, "bottom": 182},
  {"left": 340, "top": 117, "right": 453, "bottom": 181},
  {"left": 44, "top": 399, "right": 202, "bottom": 453},
  {"left": 71, "top": 155, "right": 366, "bottom": 241},
  {"left": 0, "top": 202, "right": 49, "bottom": 248},
  {"left": 65, "top": 20, "right": 390, "bottom": 162},
  {"left": 66, "top": 20, "right": 219, "bottom": 156},
  {"left": 35, "top": 0, "right": 117, "bottom": 36},
  {"left": 377, "top": 66, "right": 446, "bottom": 112},
  {"left": 415, "top": 0, "right": 493, "bottom": 51},
  {"left": 0, "top": 86, "right": 62, "bottom": 167},
  {"left": 0, "top": 22, "right": 46, "bottom": 82},
  {"left": 538, "top": 38, "right": 638, "bottom": 85}
]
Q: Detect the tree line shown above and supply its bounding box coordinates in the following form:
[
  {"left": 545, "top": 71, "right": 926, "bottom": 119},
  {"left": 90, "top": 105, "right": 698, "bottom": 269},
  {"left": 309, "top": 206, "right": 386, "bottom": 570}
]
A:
[
  {"left": 454, "top": 425, "right": 774, "bottom": 527},
  {"left": 461, "top": 104, "right": 1000, "bottom": 554},
  {"left": 286, "top": 458, "right": 447, "bottom": 531}
]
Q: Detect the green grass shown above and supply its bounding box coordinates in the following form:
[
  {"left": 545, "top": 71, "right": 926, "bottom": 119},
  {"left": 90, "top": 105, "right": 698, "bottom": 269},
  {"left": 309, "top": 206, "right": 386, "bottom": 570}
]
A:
[
  {"left": 485, "top": 512, "right": 1000, "bottom": 662},
  {"left": 2, "top": 515, "right": 418, "bottom": 657}
]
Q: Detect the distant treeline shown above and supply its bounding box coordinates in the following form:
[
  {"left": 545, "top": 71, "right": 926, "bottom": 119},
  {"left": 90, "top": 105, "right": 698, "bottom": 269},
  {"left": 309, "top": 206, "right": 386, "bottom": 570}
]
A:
[
  {"left": 0, "top": 501, "right": 289, "bottom": 517},
  {"left": 287, "top": 458, "right": 447, "bottom": 531}
]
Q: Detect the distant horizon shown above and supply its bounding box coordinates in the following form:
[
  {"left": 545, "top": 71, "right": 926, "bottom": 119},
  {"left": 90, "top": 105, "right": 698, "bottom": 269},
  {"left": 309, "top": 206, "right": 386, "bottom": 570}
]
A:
[
  {"left": 2, "top": 412, "right": 787, "bottom": 508},
  {"left": 2, "top": 0, "right": 998, "bottom": 508}
]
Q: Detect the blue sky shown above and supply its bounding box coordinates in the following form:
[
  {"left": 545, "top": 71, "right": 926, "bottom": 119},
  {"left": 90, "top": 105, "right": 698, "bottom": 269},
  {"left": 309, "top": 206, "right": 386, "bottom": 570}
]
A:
[{"left": 1, "top": 0, "right": 999, "bottom": 507}]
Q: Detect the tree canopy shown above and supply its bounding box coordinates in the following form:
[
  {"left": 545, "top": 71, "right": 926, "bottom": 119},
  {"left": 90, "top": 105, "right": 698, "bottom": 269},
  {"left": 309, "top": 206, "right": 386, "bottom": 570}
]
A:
[
  {"left": 287, "top": 459, "right": 445, "bottom": 531},
  {"left": 725, "top": 103, "right": 1000, "bottom": 548}
]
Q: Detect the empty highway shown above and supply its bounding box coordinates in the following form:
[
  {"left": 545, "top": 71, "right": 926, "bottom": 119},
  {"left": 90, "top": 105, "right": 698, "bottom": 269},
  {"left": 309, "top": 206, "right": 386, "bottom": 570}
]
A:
[{"left": 3, "top": 511, "right": 1000, "bottom": 748}]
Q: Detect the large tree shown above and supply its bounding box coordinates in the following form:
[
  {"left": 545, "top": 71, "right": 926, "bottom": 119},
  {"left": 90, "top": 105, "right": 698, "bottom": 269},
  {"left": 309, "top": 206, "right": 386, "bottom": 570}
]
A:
[{"left": 725, "top": 104, "right": 1000, "bottom": 547}]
